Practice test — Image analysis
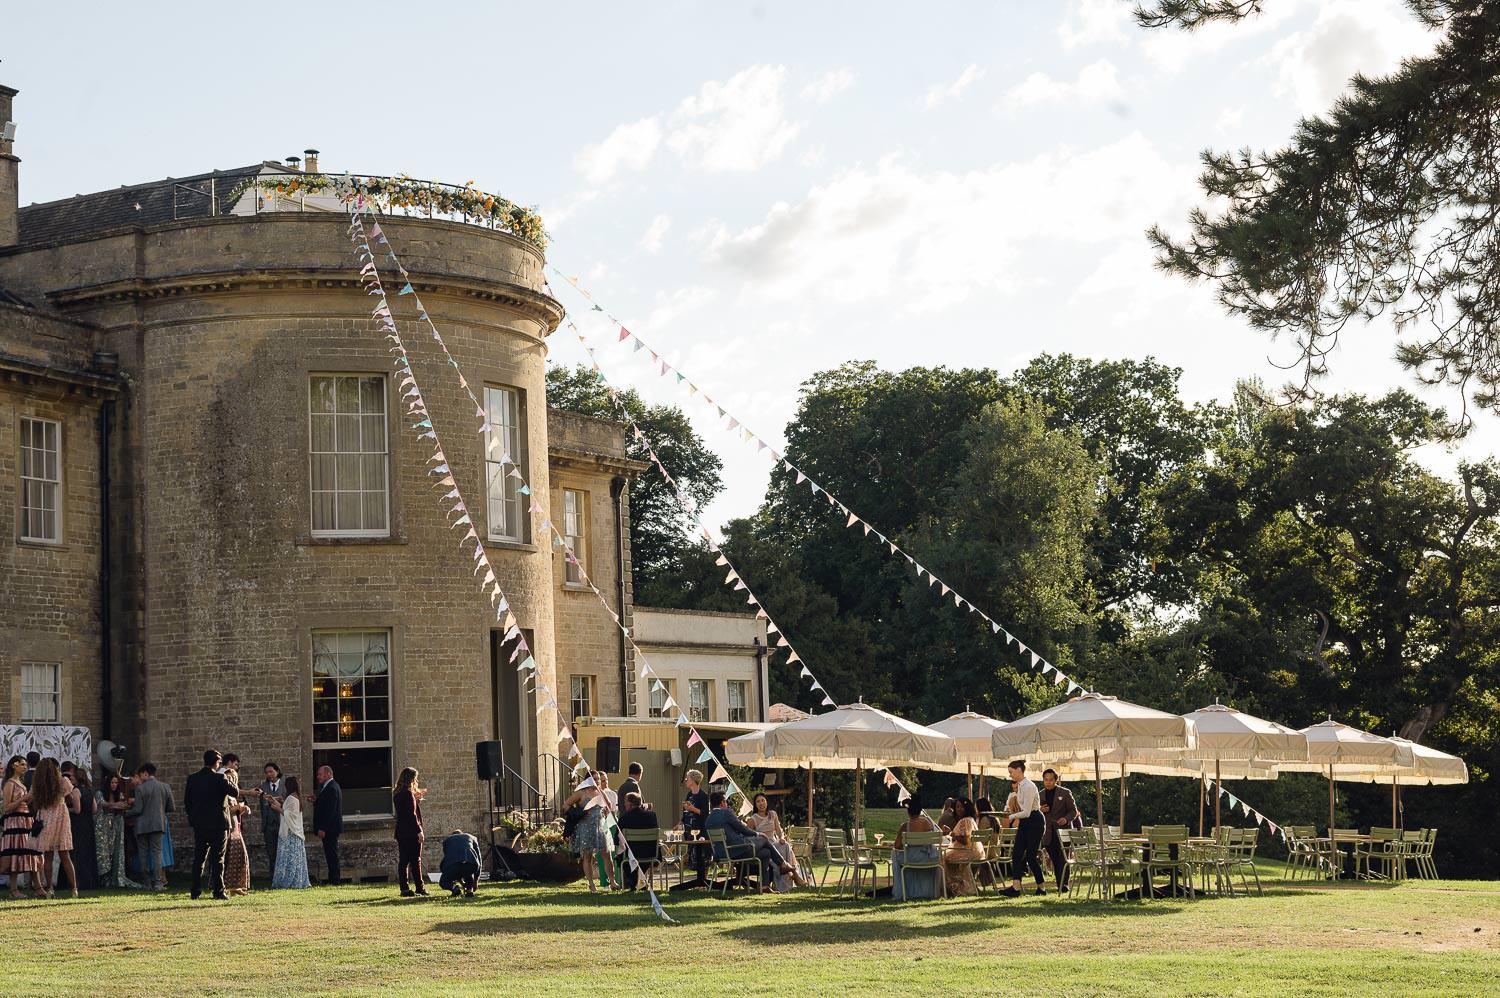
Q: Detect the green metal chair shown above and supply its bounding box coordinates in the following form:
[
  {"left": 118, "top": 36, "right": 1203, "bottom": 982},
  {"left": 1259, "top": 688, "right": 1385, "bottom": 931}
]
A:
[
  {"left": 1143, "top": 824, "right": 1195, "bottom": 899},
  {"left": 1224, "top": 827, "right": 1263, "bottom": 896},
  {"left": 620, "top": 828, "right": 664, "bottom": 892},
  {"left": 705, "top": 828, "right": 762, "bottom": 897},
  {"left": 1282, "top": 825, "right": 1321, "bottom": 881},
  {"left": 1359, "top": 827, "right": 1402, "bottom": 881},
  {"left": 896, "top": 830, "right": 947, "bottom": 901}
]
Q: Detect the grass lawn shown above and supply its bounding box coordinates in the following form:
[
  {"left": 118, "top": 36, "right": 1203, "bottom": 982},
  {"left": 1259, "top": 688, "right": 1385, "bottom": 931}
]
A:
[{"left": 7, "top": 838, "right": 1498, "bottom": 997}]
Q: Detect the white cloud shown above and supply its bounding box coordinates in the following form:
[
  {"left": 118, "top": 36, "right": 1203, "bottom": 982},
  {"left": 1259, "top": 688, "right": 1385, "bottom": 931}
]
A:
[
  {"left": 573, "top": 116, "right": 662, "bottom": 184},
  {"left": 1000, "top": 58, "right": 1123, "bottom": 110},
  {"left": 1215, "top": 104, "right": 1246, "bottom": 134},
  {"left": 802, "top": 67, "right": 856, "bottom": 103},
  {"left": 1059, "top": 0, "right": 1133, "bottom": 51},
  {"left": 1141, "top": 0, "right": 1304, "bottom": 74},
  {"left": 924, "top": 64, "right": 987, "bottom": 109},
  {"left": 637, "top": 213, "right": 672, "bottom": 254},
  {"left": 571, "top": 64, "right": 802, "bottom": 185},
  {"left": 667, "top": 64, "right": 801, "bottom": 172},
  {"left": 707, "top": 132, "right": 1195, "bottom": 312},
  {"left": 645, "top": 286, "right": 716, "bottom": 330},
  {"left": 1267, "top": 0, "right": 1436, "bottom": 114}
]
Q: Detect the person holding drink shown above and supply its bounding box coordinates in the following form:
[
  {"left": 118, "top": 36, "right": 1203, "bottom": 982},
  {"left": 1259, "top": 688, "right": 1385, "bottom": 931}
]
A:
[{"left": 671, "top": 769, "right": 710, "bottom": 891}]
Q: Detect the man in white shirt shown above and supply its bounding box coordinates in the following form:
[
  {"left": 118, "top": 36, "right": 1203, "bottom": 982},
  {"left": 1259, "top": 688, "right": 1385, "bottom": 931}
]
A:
[{"left": 1001, "top": 760, "right": 1047, "bottom": 898}]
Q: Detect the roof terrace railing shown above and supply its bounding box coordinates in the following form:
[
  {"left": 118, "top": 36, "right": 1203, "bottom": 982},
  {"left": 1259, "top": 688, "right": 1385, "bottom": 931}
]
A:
[{"left": 234, "top": 171, "right": 548, "bottom": 250}]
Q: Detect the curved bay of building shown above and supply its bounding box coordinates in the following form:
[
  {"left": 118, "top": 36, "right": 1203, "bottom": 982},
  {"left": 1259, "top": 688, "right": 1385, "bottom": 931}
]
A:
[{"left": 1, "top": 210, "right": 565, "bottom": 863}]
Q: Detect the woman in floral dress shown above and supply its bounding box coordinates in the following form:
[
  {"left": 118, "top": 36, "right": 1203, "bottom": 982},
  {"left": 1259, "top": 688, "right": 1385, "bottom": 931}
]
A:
[
  {"left": 93, "top": 774, "right": 141, "bottom": 889},
  {"left": 222, "top": 769, "right": 253, "bottom": 895}
]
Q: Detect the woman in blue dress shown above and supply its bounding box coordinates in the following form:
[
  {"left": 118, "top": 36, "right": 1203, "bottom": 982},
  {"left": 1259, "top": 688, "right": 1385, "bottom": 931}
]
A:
[
  {"left": 560, "top": 773, "right": 619, "bottom": 893},
  {"left": 892, "top": 797, "right": 943, "bottom": 900},
  {"left": 268, "top": 776, "right": 311, "bottom": 889}
]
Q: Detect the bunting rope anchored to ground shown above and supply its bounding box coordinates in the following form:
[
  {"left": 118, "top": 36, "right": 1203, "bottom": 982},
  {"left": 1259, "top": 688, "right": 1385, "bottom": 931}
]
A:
[
  {"left": 349, "top": 207, "right": 681, "bottom": 922},
  {"left": 546, "top": 268, "right": 1089, "bottom": 699}
]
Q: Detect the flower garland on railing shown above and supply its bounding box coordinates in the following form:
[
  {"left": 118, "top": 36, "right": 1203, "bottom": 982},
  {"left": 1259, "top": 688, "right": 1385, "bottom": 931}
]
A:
[{"left": 242, "top": 173, "right": 547, "bottom": 249}]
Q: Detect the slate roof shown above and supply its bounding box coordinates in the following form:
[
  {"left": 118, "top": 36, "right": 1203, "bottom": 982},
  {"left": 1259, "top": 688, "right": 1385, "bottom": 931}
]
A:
[{"left": 16, "top": 163, "right": 278, "bottom": 245}]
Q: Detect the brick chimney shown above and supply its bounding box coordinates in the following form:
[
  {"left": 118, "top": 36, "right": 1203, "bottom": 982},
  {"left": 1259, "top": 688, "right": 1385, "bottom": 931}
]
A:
[
  {"left": 303, "top": 148, "right": 319, "bottom": 173},
  {"left": 0, "top": 84, "right": 18, "bottom": 248}
]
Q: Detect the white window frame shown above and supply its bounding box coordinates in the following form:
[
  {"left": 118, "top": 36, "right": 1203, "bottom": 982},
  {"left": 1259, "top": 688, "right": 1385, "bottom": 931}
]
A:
[
  {"left": 311, "top": 629, "right": 393, "bottom": 762},
  {"left": 563, "top": 488, "right": 587, "bottom": 585},
  {"left": 19, "top": 417, "right": 62, "bottom": 543},
  {"left": 689, "top": 679, "right": 711, "bottom": 723},
  {"left": 569, "top": 674, "right": 595, "bottom": 723},
  {"left": 484, "top": 385, "right": 526, "bottom": 543},
  {"left": 309, "top": 375, "right": 390, "bottom": 538},
  {"left": 727, "top": 680, "right": 749, "bottom": 724},
  {"left": 20, "top": 663, "right": 62, "bottom": 723},
  {"left": 648, "top": 678, "right": 677, "bottom": 719}
]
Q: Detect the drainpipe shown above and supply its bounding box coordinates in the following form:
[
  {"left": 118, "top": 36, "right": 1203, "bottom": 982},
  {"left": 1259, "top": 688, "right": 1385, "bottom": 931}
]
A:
[
  {"left": 98, "top": 397, "right": 114, "bottom": 738},
  {"left": 610, "top": 476, "right": 630, "bottom": 716}
]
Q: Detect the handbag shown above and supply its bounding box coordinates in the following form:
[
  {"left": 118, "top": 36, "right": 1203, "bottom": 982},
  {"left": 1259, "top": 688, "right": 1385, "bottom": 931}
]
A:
[{"left": 29, "top": 814, "right": 45, "bottom": 838}]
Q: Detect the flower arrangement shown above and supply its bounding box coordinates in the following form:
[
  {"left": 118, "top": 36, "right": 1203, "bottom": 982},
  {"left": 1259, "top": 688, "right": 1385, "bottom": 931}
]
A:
[
  {"left": 519, "top": 823, "right": 571, "bottom": 856},
  {"left": 494, "top": 810, "right": 530, "bottom": 840},
  {"left": 239, "top": 173, "right": 548, "bottom": 250}
]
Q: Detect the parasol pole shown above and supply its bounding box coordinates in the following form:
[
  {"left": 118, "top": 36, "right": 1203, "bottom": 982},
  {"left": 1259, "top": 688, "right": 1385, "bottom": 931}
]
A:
[
  {"left": 807, "top": 767, "right": 814, "bottom": 828},
  {"left": 1327, "top": 763, "right": 1335, "bottom": 836},
  {"left": 1214, "top": 759, "right": 1222, "bottom": 830},
  {"left": 855, "top": 757, "right": 864, "bottom": 892},
  {"left": 1198, "top": 773, "right": 1205, "bottom": 839},
  {"left": 1118, "top": 774, "right": 1126, "bottom": 831},
  {"left": 1392, "top": 782, "right": 1398, "bottom": 829},
  {"left": 967, "top": 762, "right": 973, "bottom": 802},
  {"left": 1094, "top": 746, "right": 1108, "bottom": 901}
]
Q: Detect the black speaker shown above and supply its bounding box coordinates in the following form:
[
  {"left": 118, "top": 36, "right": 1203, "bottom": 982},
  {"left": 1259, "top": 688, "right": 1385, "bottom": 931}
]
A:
[
  {"left": 476, "top": 740, "right": 503, "bottom": 781},
  {"left": 596, "top": 736, "right": 621, "bottom": 774}
]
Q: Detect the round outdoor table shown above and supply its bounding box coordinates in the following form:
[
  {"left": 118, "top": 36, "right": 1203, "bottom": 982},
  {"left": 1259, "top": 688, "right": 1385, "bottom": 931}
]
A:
[
  {"left": 1313, "top": 834, "right": 1376, "bottom": 880},
  {"left": 1110, "top": 837, "right": 1191, "bottom": 899}
]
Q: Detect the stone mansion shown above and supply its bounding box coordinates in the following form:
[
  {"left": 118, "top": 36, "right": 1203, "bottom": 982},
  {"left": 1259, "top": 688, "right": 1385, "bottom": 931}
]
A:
[{"left": 0, "top": 84, "right": 766, "bottom": 874}]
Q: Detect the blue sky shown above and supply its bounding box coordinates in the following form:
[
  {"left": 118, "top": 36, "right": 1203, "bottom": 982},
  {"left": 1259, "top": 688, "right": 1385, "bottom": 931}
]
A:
[{"left": 5, "top": 0, "right": 1471, "bottom": 526}]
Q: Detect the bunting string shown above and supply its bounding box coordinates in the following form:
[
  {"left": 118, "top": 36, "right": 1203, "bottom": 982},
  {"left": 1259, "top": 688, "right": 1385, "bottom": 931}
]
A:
[
  {"left": 349, "top": 207, "right": 686, "bottom": 921},
  {"left": 547, "top": 271, "right": 1305, "bottom": 840},
  {"left": 356, "top": 211, "right": 759, "bottom": 830},
  {"left": 1206, "top": 777, "right": 1287, "bottom": 845},
  {"left": 546, "top": 269, "right": 1089, "bottom": 698},
  {"left": 565, "top": 317, "right": 913, "bottom": 805}
]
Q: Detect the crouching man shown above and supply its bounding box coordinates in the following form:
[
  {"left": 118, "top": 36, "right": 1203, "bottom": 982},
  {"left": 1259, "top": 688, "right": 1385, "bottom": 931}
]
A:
[{"left": 439, "top": 828, "right": 482, "bottom": 897}]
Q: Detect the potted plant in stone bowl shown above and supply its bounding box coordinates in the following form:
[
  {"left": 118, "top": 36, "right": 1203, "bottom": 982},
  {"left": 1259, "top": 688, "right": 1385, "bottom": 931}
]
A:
[{"left": 516, "top": 824, "right": 583, "bottom": 882}]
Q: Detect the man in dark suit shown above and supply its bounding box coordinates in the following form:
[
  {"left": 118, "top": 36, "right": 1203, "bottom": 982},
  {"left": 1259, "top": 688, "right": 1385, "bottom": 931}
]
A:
[
  {"left": 617, "top": 791, "right": 660, "bottom": 890},
  {"left": 184, "top": 748, "right": 242, "bottom": 900},
  {"left": 311, "top": 764, "right": 343, "bottom": 884},
  {"left": 259, "top": 762, "right": 284, "bottom": 876},
  {"left": 1039, "top": 768, "right": 1078, "bottom": 892},
  {"left": 704, "top": 791, "right": 793, "bottom": 892},
  {"left": 618, "top": 762, "right": 643, "bottom": 804}
]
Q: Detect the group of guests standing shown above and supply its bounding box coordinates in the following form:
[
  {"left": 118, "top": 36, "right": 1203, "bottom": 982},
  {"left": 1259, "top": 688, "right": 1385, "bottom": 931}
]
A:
[
  {"left": 0, "top": 747, "right": 348, "bottom": 900},
  {"left": 893, "top": 762, "right": 1078, "bottom": 899}
]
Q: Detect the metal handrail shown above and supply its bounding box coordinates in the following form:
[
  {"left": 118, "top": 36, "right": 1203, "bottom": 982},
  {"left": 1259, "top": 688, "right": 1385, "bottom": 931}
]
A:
[{"left": 243, "top": 170, "right": 536, "bottom": 233}]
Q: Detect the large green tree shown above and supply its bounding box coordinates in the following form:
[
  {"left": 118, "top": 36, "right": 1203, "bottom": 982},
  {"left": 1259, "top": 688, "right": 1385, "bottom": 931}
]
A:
[
  {"left": 1140, "top": 1, "right": 1500, "bottom": 424},
  {"left": 544, "top": 364, "right": 723, "bottom": 605}
]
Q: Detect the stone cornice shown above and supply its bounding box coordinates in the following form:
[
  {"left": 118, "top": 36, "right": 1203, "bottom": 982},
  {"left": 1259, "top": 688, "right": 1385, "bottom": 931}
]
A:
[
  {"left": 0, "top": 350, "right": 122, "bottom": 395},
  {"left": 547, "top": 445, "right": 650, "bottom": 478},
  {"left": 41, "top": 267, "right": 565, "bottom": 333}
]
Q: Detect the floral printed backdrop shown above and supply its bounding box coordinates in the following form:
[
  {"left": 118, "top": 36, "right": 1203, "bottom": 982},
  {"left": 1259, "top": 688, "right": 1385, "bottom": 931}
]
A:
[{"left": 0, "top": 725, "right": 94, "bottom": 772}]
